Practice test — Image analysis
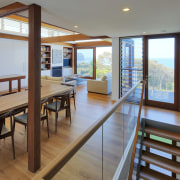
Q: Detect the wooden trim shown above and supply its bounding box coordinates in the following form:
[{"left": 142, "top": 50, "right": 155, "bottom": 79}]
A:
[
  {"left": 74, "top": 47, "right": 96, "bottom": 79},
  {"left": 52, "top": 42, "right": 74, "bottom": 47},
  {"left": 41, "top": 34, "right": 109, "bottom": 43},
  {"left": 128, "top": 81, "right": 146, "bottom": 180},
  {"left": 172, "top": 140, "right": 177, "bottom": 178},
  {"left": 93, "top": 47, "right": 96, "bottom": 79},
  {"left": 74, "top": 41, "right": 112, "bottom": 47},
  {"left": 144, "top": 36, "right": 148, "bottom": 105},
  {"left": 28, "top": 4, "right": 41, "bottom": 172},
  {"left": 32, "top": 81, "right": 143, "bottom": 180},
  {"left": 0, "top": 33, "right": 28, "bottom": 41},
  {"left": 118, "top": 33, "right": 180, "bottom": 39},
  {"left": 145, "top": 35, "right": 178, "bottom": 110},
  {"left": 177, "top": 34, "right": 180, "bottom": 111},
  {"left": 0, "top": 33, "right": 74, "bottom": 45},
  {"left": 119, "top": 38, "right": 121, "bottom": 98},
  {"left": 74, "top": 48, "right": 77, "bottom": 74},
  {"left": 0, "top": 2, "right": 29, "bottom": 18}
]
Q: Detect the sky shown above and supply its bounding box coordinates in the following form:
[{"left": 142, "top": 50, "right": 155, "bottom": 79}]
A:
[
  {"left": 148, "top": 38, "right": 175, "bottom": 59},
  {"left": 96, "top": 47, "right": 112, "bottom": 57}
]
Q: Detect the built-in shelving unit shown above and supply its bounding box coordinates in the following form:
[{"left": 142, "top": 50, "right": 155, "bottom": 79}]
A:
[
  {"left": 63, "top": 47, "right": 73, "bottom": 68},
  {"left": 41, "top": 45, "right": 51, "bottom": 70}
]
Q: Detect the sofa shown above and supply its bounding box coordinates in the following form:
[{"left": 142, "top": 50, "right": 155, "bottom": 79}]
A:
[
  {"left": 87, "top": 75, "right": 112, "bottom": 95},
  {"left": 41, "top": 76, "right": 77, "bottom": 93}
]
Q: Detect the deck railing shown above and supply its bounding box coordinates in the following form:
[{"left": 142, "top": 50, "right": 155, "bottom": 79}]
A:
[{"left": 33, "top": 80, "right": 145, "bottom": 180}]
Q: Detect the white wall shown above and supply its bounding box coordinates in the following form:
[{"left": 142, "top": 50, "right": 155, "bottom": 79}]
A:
[
  {"left": 50, "top": 44, "right": 73, "bottom": 77},
  {"left": 0, "top": 38, "right": 28, "bottom": 92},
  {"left": 112, "top": 37, "right": 120, "bottom": 101}
]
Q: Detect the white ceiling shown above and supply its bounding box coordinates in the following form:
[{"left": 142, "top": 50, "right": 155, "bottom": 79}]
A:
[{"left": 1, "top": 0, "right": 180, "bottom": 37}]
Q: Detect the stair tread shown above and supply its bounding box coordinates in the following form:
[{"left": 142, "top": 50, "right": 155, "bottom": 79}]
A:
[
  {"left": 140, "top": 166, "right": 176, "bottom": 180},
  {"left": 145, "top": 126, "right": 180, "bottom": 141},
  {"left": 141, "top": 151, "right": 180, "bottom": 174},
  {"left": 143, "top": 138, "right": 180, "bottom": 156}
]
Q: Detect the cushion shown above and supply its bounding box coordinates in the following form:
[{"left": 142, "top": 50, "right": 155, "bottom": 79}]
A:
[
  {"left": 47, "top": 76, "right": 63, "bottom": 81},
  {"left": 41, "top": 75, "right": 47, "bottom": 79},
  {"left": 101, "top": 76, "right": 107, "bottom": 81}
]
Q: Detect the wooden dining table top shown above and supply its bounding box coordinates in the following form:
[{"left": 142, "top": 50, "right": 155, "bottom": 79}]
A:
[{"left": 0, "top": 83, "right": 73, "bottom": 114}]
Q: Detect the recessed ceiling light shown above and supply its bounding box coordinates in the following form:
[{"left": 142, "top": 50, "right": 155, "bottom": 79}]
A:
[
  {"left": 122, "top": 8, "right": 130, "bottom": 12},
  {"left": 74, "top": 25, "right": 78, "bottom": 29},
  {"left": 143, "top": 32, "right": 146, "bottom": 34}
]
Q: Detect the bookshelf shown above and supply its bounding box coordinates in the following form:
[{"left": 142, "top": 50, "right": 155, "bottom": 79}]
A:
[
  {"left": 41, "top": 45, "right": 51, "bottom": 70},
  {"left": 63, "top": 47, "right": 73, "bottom": 67}
]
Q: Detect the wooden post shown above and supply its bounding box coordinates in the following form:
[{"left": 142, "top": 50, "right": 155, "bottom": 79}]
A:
[
  {"left": 18, "top": 79, "right": 21, "bottom": 92},
  {"left": 9, "top": 80, "right": 12, "bottom": 92},
  {"left": 28, "top": 4, "right": 41, "bottom": 172}
]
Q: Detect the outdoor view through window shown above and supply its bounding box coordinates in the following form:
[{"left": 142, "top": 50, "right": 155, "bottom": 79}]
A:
[
  {"left": 76, "top": 47, "right": 112, "bottom": 79},
  {"left": 148, "top": 38, "right": 175, "bottom": 103}
]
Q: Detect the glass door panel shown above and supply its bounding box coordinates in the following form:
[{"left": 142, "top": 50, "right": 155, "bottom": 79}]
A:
[
  {"left": 76, "top": 48, "right": 94, "bottom": 78},
  {"left": 147, "top": 38, "right": 175, "bottom": 104},
  {"left": 96, "top": 47, "right": 112, "bottom": 79}
]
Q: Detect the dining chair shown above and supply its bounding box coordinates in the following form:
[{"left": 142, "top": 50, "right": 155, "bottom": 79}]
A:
[
  {"left": 0, "top": 110, "right": 15, "bottom": 159},
  {"left": 13, "top": 97, "right": 50, "bottom": 151},
  {"left": 61, "top": 83, "right": 76, "bottom": 109},
  {"left": 44, "top": 92, "right": 71, "bottom": 133}
]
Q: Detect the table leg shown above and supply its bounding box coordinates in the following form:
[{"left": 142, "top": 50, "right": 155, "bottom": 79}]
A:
[
  {"left": 9, "top": 80, "right": 12, "bottom": 92},
  {"left": 0, "top": 120, "right": 3, "bottom": 134},
  {"left": 18, "top": 79, "right": 21, "bottom": 92},
  {"left": 66, "top": 92, "right": 71, "bottom": 117}
]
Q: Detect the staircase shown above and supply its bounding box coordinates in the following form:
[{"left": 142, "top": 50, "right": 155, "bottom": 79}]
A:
[{"left": 139, "top": 126, "right": 180, "bottom": 180}]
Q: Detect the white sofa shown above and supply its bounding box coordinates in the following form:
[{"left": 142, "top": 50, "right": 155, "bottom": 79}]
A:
[
  {"left": 87, "top": 75, "right": 112, "bottom": 95},
  {"left": 41, "top": 76, "right": 77, "bottom": 93}
]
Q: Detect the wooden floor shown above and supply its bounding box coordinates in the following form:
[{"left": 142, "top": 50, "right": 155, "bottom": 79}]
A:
[
  {"left": 0, "top": 83, "right": 114, "bottom": 180},
  {"left": 0, "top": 84, "right": 180, "bottom": 180},
  {"left": 142, "top": 105, "right": 180, "bottom": 126}
]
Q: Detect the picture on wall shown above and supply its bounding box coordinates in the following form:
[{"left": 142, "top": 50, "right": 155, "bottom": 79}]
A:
[{"left": 52, "top": 49, "right": 63, "bottom": 64}]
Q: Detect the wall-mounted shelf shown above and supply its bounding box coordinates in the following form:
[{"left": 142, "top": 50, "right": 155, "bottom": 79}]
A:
[
  {"left": 63, "top": 47, "right": 73, "bottom": 67},
  {"left": 41, "top": 45, "right": 51, "bottom": 70}
]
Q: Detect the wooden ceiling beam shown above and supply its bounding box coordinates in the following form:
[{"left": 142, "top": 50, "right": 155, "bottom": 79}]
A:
[
  {"left": 0, "top": 33, "right": 28, "bottom": 41},
  {"left": 0, "top": 33, "right": 76, "bottom": 47},
  {"left": 41, "top": 34, "right": 109, "bottom": 43},
  {"left": 74, "top": 41, "right": 112, "bottom": 47},
  {"left": 0, "top": 2, "right": 29, "bottom": 18}
]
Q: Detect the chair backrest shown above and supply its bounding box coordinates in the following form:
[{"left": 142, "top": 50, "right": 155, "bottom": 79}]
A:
[
  {"left": 54, "top": 92, "right": 70, "bottom": 109},
  {"left": 41, "top": 96, "right": 53, "bottom": 107},
  {"left": 0, "top": 110, "right": 13, "bottom": 135}
]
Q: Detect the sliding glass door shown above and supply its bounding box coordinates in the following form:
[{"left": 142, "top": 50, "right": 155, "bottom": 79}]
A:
[
  {"left": 145, "top": 36, "right": 177, "bottom": 109},
  {"left": 75, "top": 48, "right": 95, "bottom": 79}
]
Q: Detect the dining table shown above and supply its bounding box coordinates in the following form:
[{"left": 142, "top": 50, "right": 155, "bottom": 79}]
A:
[{"left": 0, "top": 83, "right": 73, "bottom": 115}]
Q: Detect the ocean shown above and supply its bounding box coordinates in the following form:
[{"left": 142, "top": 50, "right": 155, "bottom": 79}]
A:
[{"left": 150, "top": 58, "right": 174, "bottom": 69}]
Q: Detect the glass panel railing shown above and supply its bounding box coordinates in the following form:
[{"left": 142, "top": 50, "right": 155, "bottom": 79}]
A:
[
  {"left": 103, "top": 102, "right": 124, "bottom": 180},
  {"left": 52, "top": 127, "right": 103, "bottom": 180},
  {"left": 33, "top": 81, "right": 145, "bottom": 180}
]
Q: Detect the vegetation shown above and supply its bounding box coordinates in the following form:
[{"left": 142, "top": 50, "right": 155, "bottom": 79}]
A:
[
  {"left": 77, "top": 52, "right": 112, "bottom": 78},
  {"left": 149, "top": 60, "right": 174, "bottom": 92}
]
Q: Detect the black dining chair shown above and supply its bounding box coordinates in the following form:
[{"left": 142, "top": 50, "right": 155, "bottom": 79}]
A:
[
  {"left": 44, "top": 92, "right": 71, "bottom": 133},
  {"left": 13, "top": 97, "right": 50, "bottom": 151},
  {"left": 0, "top": 110, "right": 15, "bottom": 159},
  {"left": 61, "top": 83, "right": 76, "bottom": 109}
]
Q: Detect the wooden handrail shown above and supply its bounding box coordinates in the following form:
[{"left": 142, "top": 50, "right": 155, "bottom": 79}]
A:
[
  {"left": 32, "top": 81, "right": 143, "bottom": 180},
  {"left": 128, "top": 80, "right": 146, "bottom": 180}
]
